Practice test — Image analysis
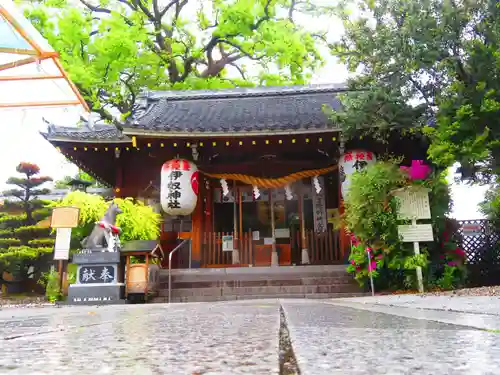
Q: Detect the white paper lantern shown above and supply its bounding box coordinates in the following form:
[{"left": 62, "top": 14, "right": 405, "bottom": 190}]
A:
[
  {"left": 339, "top": 150, "right": 376, "bottom": 198},
  {"left": 160, "top": 159, "right": 199, "bottom": 216}
]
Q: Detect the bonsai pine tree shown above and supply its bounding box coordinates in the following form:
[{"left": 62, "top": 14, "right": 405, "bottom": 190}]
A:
[{"left": 0, "top": 162, "right": 54, "bottom": 288}]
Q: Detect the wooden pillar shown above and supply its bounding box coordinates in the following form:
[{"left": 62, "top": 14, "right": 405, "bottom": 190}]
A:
[
  {"left": 232, "top": 181, "right": 240, "bottom": 264},
  {"left": 239, "top": 188, "right": 243, "bottom": 258},
  {"left": 191, "top": 187, "right": 204, "bottom": 268},
  {"left": 269, "top": 189, "right": 279, "bottom": 266},
  {"left": 298, "top": 185, "right": 310, "bottom": 264},
  {"left": 338, "top": 140, "right": 350, "bottom": 262}
]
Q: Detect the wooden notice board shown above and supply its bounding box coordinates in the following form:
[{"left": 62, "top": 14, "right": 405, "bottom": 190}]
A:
[{"left": 51, "top": 207, "right": 80, "bottom": 228}]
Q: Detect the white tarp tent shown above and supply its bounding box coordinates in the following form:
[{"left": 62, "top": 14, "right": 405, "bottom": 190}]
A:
[{"left": 0, "top": 0, "right": 88, "bottom": 110}]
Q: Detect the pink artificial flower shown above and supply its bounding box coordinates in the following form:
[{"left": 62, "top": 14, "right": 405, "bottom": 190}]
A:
[
  {"left": 400, "top": 160, "right": 432, "bottom": 180},
  {"left": 448, "top": 261, "right": 457, "bottom": 267},
  {"left": 455, "top": 248, "right": 465, "bottom": 257},
  {"left": 376, "top": 254, "right": 384, "bottom": 260},
  {"left": 368, "top": 261, "right": 377, "bottom": 271},
  {"left": 366, "top": 247, "right": 372, "bottom": 253},
  {"left": 439, "top": 254, "right": 445, "bottom": 259},
  {"left": 351, "top": 260, "right": 356, "bottom": 266},
  {"left": 355, "top": 266, "right": 361, "bottom": 272}
]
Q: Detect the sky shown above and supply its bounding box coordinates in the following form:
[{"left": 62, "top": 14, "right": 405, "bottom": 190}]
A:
[{"left": 0, "top": 0, "right": 487, "bottom": 219}]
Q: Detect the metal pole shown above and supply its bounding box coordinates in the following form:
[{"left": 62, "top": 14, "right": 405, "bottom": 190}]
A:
[
  {"left": 367, "top": 250, "right": 375, "bottom": 296},
  {"left": 412, "top": 218, "right": 424, "bottom": 293},
  {"left": 168, "top": 239, "right": 188, "bottom": 303},
  {"left": 188, "top": 240, "right": 192, "bottom": 269}
]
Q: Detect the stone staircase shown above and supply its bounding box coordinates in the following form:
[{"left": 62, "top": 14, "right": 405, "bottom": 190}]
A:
[{"left": 151, "top": 265, "right": 365, "bottom": 303}]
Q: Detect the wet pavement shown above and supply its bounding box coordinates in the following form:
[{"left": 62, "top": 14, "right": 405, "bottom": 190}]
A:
[
  {"left": 0, "top": 298, "right": 499, "bottom": 374},
  {"left": 0, "top": 302, "right": 280, "bottom": 374},
  {"left": 283, "top": 300, "right": 500, "bottom": 375}
]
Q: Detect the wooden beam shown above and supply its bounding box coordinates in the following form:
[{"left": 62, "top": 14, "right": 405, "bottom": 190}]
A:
[
  {"left": 0, "top": 5, "right": 45, "bottom": 54},
  {"left": 0, "top": 100, "right": 81, "bottom": 108},
  {"left": 0, "top": 74, "right": 64, "bottom": 81},
  {"left": 52, "top": 57, "right": 90, "bottom": 112},
  {"left": 0, "top": 56, "right": 37, "bottom": 72},
  {"left": 0, "top": 47, "right": 37, "bottom": 55}
]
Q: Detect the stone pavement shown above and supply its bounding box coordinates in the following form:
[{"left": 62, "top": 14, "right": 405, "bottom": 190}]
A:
[
  {"left": 283, "top": 299, "right": 500, "bottom": 375},
  {"left": 0, "top": 301, "right": 280, "bottom": 375},
  {"left": 1, "top": 297, "right": 500, "bottom": 374},
  {"left": 333, "top": 294, "right": 500, "bottom": 316}
]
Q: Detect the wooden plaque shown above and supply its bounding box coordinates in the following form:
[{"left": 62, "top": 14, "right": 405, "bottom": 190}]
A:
[
  {"left": 394, "top": 187, "right": 431, "bottom": 220},
  {"left": 51, "top": 207, "right": 80, "bottom": 228},
  {"left": 398, "top": 224, "right": 434, "bottom": 242}
]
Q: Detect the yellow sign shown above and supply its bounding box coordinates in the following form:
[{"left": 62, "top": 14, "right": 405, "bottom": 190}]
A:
[{"left": 50, "top": 207, "right": 80, "bottom": 228}]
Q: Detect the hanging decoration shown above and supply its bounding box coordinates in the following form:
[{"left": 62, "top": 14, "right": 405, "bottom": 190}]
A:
[
  {"left": 312, "top": 176, "right": 321, "bottom": 194},
  {"left": 339, "top": 150, "right": 376, "bottom": 198},
  {"left": 220, "top": 179, "right": 229, "bottom": 196},
  {"left": 284, "top": 185, "right": 293, "bottom": 201},
  {"left": 400, "top": 160, "right": 432, "bottom": 180},
  {"left": 253, "top": 185, "right": 260, "bottom": 200},
  {"left": 160, "top": 159, "right": 199, "bottom": 216},
  {"left": 203, "top": 165, "right": 337, "bottom": 189}
]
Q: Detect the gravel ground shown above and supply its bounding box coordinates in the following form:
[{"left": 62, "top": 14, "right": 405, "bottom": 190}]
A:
[
  {"left": 0, "top": 296, "right": 51, "bottom": 309},
  {"left": 422, "top": 286, "right": 500, "bottom": 296}
]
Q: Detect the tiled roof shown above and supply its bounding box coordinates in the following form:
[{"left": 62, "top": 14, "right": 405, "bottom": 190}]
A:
[
  {"left": 126, "top": 83, "right": 346, "bottom": 135},
  {"left": 41, "top": 123, "right": 130, "bottom": 143}
]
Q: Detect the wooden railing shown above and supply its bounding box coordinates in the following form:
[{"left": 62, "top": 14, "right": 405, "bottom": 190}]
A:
[
  {"left": 202, "top": 231, "right": 254, "bottom": 267},
  {"left": 293, "top": 229, "right": 341, "bottom": 265},
  {"left": 201, "top": 229, "right": 341, "bottom": 267}
]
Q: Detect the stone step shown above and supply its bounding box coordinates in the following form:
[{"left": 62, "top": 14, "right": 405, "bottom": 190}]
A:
[
  {"left": 161, "top": 270, "right": 352, "bottom": 283},
  {"left": 150, "top": 292, "right": 367, "bottom": 304},
  {"left": 160, "top": 284, "right": 361, "bottom": 298},
  {"left": 159, "top": 265, "right": 349, "bottom": 283},
  {"left": 161, "top": 276, "right": 354, "bottom": 290}
]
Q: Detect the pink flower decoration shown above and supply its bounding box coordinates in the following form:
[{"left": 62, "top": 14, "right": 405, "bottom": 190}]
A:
[
  {"left": 368, "top": 261, "right": 377, "bottom": 270},
  {"left": 366, "top": 247, "right": 372, "bottom": 253},
  {"left": 376, "top": 254, "right": 384, "bottom": 260},
  {"left": 439, "top": 254, "right": 445, "bottom": 259},
  {"left": 400, "top": 160, "right": 432, "bottom": 180},
  {"left": 351, "top": 260, "right": 356, "bottom": 265},
  {"left": 448, "top": 261, "right": 457, "bottom": 267}
]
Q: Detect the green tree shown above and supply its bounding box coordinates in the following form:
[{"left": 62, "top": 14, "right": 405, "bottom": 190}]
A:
[
  {"left": 0, "top": 163, "right": 54, "bottom": 287},
  {"left": 26, "top": 0, "right": 330, "bottom": 124},
  {"left": 328, "top": 0, "right": 500, "bottom": 182}
]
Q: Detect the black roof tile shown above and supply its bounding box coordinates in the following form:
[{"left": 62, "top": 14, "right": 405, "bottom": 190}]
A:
[
  {"left": 41, "top": 123, "right": 130, "bottom": 143},
  {"left": 127, "top": 83, "right": 346, "bottom": 134}
]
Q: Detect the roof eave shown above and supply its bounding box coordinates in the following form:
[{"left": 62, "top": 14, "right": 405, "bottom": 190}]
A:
[
  {"left": 120, "top": 126, "right": 341, "bottom": 138},
  {"left": 40, "top": 131, "right": 132, "bottom": 144}
]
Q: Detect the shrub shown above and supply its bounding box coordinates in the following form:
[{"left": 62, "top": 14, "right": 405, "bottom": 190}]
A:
[{"left": 342, "top": 161, "right": 466, "bottom": 290}]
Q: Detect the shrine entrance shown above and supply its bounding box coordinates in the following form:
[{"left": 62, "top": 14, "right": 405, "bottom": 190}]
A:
[{"left": 202, "top": 175, "right": 341, "bottom": 268}]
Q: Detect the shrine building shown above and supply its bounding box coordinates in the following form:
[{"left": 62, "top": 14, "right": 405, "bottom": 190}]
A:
[{"left": 42, "top": 84, "right": 428, "bottom": 270}]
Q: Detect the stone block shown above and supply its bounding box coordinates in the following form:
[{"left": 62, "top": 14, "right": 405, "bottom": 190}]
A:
[
  {"left": 72, "top": 251, "right": 121, "bottom": 265},
  {"left": 67, "top": 283, "right": 125, "bottom": 305}
]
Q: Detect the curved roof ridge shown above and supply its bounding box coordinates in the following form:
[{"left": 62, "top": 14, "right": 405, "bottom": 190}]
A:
[{"left": 142, "top": 83, "right": 348, "bottom": 102}]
